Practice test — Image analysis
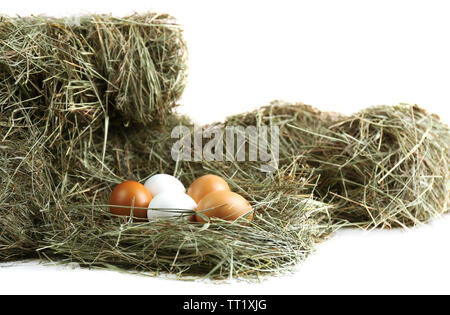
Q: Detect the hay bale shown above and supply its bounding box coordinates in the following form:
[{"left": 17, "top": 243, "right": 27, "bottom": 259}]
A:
[
  {"left": 314, "top": 104, "right": 450, "bottom": 228},
  {"left": 228, "top": 102, "right": 450, "bottom": 228},
  {"left": 0, "top": 13, "right": 188, "bottom": 130}
]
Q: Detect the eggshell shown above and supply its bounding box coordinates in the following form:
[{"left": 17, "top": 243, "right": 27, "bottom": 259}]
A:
[
  {"left": 195, "top": 190, "right": 253, "bottom": 222},
  {"left": 144, "top": 174, "right": 185, "bottom": 197},
  {"left": 109, "top": 181, "right": 152, "bottom": 219},
  {"left": 147, "top": 191, "right": 197, "bottom": 219},
  {"left": 187, "top": 174, "right": 230, "bottom": 204}
]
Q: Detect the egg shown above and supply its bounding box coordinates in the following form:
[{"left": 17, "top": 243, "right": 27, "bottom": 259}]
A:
[
  {"left": 144, "top": 174, "right": 185, "bottom": 197},
  {"left": 109, "top": 181, "right": 152, "bottom": 219},
  {"left": 147, "top": 191, "right": 197, "bottom": 219},
  {"left": 187, "top": 174, "right": 230, "bottom": 204},
  {"left": 195, "top": 190, "right": 253, "bottom": 222}
]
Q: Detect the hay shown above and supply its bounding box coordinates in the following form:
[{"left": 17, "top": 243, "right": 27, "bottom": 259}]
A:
[
  {"left": 1, "top": 96, "right": 336, "bottom": 279},
  {"left": 314, "top": 104, "right": 450, "bottom": 228},
  {"left": 227, "top": 101, "right": 450, "bottom": 229},
  {"left": 0, "top": 12, "right": 189, "bottom": 263},
  {"left": 0, "top": 105, "right": 54, "bottom": 261},
  {"left": 34, "top": 115, "right": 337, "bottom": 278},
  {"left": 38, "top": 165, "right": 336, "bottom": 278},
  {"left": 1, "top": 13, "right": 448, "bottom": 279},
  {"left": 2, "top": 95, "right": 448, "bottom": 277},
  {"left": 0, "top": 13, "right": 188, "bottom": 129}
]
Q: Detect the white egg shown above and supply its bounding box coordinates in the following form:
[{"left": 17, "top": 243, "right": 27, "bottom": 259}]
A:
[
  {"left": 147, "top": 191, "right": 197, "bottom": 219},
  {"left": 144, "top": 174, "right": 185, "bottom": 197}
]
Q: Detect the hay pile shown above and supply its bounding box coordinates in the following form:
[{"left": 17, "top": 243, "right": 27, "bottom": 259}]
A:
[
  {"left": 313, "top": 105, "right": 449, "bottom": 228},
  {"left": 1, "top": 104, "right": 337, "bottom": 277},
  {"left": 1, "top": 13, "right": 449, "bottom": 279},
  {"left": 227, "top": 101, "right": 449, "bottom": 229},
  {"left": 0, "top": 14, "right": 338, "bottom": 278}
]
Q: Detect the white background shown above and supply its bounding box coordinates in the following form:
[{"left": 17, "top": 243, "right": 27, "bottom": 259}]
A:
[{"left": 1, "top": 0, "right": 449, "bottom": 295}]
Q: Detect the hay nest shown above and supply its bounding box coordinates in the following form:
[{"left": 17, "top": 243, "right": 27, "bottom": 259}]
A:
[
  {"left": 1, "top": 103, "right": 337, "bottom": 277},
  {"left": 39, "top": 162, "right": 336, "bottom": 278}
]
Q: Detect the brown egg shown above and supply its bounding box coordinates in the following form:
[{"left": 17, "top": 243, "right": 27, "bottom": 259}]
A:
[
  {"left": 187, "top": 174, "right": 230, "bottom": 204},
  {"left": 187, "top": 214, "right": 197, "bottom": 222},
  {"left": 109, "top": 181, "right": 152, "bottom": 219},
  {"left": 195, "top": 190, "right": 253, "bottom": 222}
]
